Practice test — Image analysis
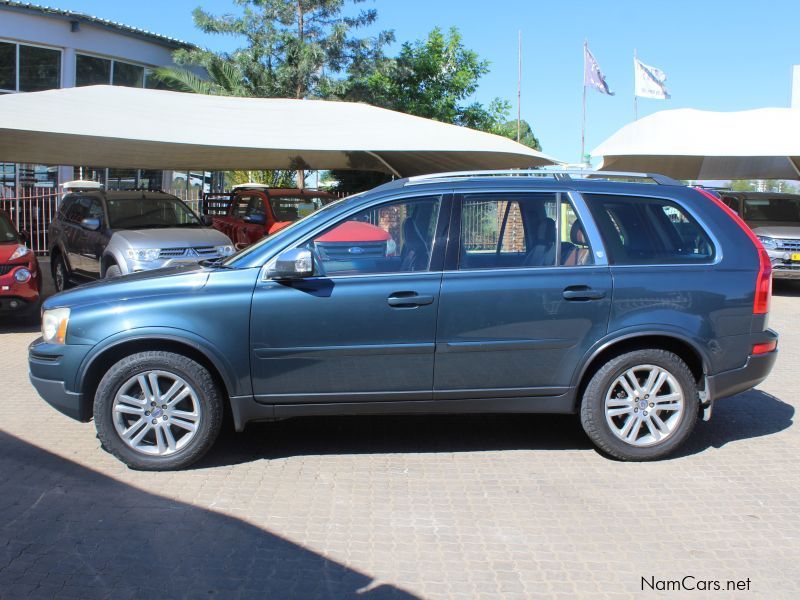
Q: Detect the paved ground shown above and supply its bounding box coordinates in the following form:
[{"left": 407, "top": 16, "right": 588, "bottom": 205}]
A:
[{"left": 1, "top": 266, "right": 799, "bottom": 598}]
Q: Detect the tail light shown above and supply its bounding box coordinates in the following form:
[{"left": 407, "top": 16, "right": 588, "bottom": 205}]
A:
[
  {"left": 694, "top": 188, "right": 772, "bottom": 315},
  {"left": 752, "top": 340, "right": 777, "bottom": 355}
]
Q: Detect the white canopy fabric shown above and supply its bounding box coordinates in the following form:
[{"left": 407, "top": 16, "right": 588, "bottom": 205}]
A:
[
  {"left": 0, "top": 85, "right": 557, "bottom": 176},
  {"left": 592, "top": 108, "right": 800, "bottom": 180}
]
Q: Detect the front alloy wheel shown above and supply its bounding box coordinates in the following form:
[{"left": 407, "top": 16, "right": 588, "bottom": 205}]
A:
[
  {"left": 94, "top": 351, "right": 223, "bottom": 470},
  {"left": 112, "top": 371, "right": 202, "bottom": 456}
]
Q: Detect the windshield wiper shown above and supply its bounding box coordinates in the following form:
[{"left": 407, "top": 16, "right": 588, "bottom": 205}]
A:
[{"left": 199, "top": 258, "right": 236, "bottom": 269}]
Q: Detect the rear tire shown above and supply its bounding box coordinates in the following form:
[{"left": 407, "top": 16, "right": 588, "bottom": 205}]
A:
[
  {"left": 94, "top": 351, "right": 223, "bottom": 471},
  {"left": 580, "top": 349, "right": 699, "bottom": 461},
  {"left": 52, "top": 254, "right": 71, "bottom": 292}
]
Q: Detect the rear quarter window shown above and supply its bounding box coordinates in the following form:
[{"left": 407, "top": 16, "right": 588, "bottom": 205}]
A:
[{"left": 585, "top": 194, "right": 715, "bottom": 265}]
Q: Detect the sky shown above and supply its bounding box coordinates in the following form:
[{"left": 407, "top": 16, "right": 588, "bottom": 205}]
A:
[{"left": 28, "top": 0, "right": 800, "bottom": 164}]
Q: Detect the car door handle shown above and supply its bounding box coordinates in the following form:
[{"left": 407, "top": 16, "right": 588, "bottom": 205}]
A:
[
  {"left": 562, "top": 286, "right": 607, "bottom": 301},
  {"left": 387, "top": 292, "right": 435, "bottom": 307}
]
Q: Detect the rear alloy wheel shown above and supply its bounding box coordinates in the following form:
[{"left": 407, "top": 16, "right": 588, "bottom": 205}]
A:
[
  {"left": 53, "top": 255, "right": 71, "bottom": 292},
  {"left": 580, "top": 349, "right": 698, "bottom": 461},
  {"left": 94, "top": 351, "right": 223, "bottom": 470}
]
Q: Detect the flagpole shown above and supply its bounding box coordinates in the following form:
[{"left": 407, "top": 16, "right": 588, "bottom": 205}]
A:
[
  {"left": 581, "top": 40, "right": 587, "bottom": 165},
  {"left": 517, "top": 30, "right": 522, "bottom": 143},
  {"left": 634, "top": 48, "right": 639, "bottom": 121}
]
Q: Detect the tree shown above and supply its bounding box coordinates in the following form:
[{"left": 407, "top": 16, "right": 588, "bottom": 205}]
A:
[
  {"left": 728, "top": 180, "right": 798, "bottom": 193},
  {"left": 160, "top": 0, "right": 392, "bottom": 100},
  {"left": 344, "top": 27, "right": 510, "bottom": 130},
  {"left": 490, "top": 119, "right": 541, "bottom": 151},
  {"left": 155, "top": 0, "right": 393, "bottom": 187}
]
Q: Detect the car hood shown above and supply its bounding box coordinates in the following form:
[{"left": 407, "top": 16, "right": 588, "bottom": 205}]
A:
[
  {"left": 0, "top": 241, "right": 35, "bottom": 264},
  {"left": 747, "top": 223, "right": 800, "bottom": 239},
  {"left": 114, "top": 227, "right": 233, "bottom": 247},
  {"left": 43, "top": 264, "right": 212, "bottom": 310}
]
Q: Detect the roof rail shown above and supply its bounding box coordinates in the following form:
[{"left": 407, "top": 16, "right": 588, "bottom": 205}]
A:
[{"left": 405, "top": 168, "right": 681, "bottom": 186}]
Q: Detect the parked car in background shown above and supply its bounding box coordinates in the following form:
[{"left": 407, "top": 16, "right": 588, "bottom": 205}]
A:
[
  {"left": 203, "top": 184, "right": 392, "bottom": 256},
  {"left": 0, "top": 210, "right": 41, "bottom": 318},
  {"left": 719, "top": 191, "right": 800, "bottom": 279},
  {"left": 29, "top": 171, "right": 777, "bottom": 470},
  {"left": 48, "top": 183, "right": 234, "bottom": 291}
]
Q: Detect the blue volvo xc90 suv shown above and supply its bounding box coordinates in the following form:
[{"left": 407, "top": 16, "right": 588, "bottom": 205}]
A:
[{"left": 29, "top": 171, "right": 778, "bottom": 470}]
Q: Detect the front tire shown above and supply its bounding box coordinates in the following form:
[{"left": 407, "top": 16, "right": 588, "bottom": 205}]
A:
[
  {"left": 580, "top": 349, "right": 699, "bottom": 461},
  {"left": 94, "top": 351, "right": 223, "bottom": 470}
]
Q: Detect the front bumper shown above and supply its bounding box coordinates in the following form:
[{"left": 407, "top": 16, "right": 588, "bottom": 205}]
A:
[
  {"left": 28, "top": 338, "right": 92, "bottom": 422},
  {"left": 29, "top": 373, "right": 87, "bottom": 421},
  {"left": 771, "top": 265, "right": 800, "bottom": 279}
]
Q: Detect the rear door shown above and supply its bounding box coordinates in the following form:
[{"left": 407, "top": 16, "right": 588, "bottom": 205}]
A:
[{"left": 434, "top": 190, "right": 613, "bottom": 399}]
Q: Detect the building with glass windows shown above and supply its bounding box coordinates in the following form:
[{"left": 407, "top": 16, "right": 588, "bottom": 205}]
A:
[{"left": 0, "top": 1, "right": 215, "bottom": 196}]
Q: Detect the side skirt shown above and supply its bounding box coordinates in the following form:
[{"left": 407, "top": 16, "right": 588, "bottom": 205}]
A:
[{"left": 229, "top": 393, "right": 578, "bottom": 432}]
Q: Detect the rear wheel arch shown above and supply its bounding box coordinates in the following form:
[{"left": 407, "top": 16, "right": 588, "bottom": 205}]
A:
[
  {"left": 79, "top": 337, "right": 234, "bottom": 418},
  {"left": 574, "top": 333, "right": 707, "bottom": 407}
]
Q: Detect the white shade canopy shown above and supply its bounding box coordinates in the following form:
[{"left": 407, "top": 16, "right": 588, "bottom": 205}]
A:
[
  {"left": 592, "top": 108, "right": 800, "bottom": 180},
  {"left": 0, "top": 85, "right": 557, "bottom": 176}
]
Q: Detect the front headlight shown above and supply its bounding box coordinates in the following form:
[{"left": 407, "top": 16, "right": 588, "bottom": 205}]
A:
[
  {"left": 42, "top": 308, "right": 70, "bottom": 345},
  {"left": 215, "top": 245, "right": 235, "bottom": 257},
  {"left": 126, "top": 248, "right": 161, "bottom": 262},
  {"left": 14, "top": 268, "right": 31, "bottom": 283},
  {"left": 756, "top": 235, "right": 778, "bottom": 250},
  {"left": 9, "top": 244, "right": 30, "bottom": 260}
]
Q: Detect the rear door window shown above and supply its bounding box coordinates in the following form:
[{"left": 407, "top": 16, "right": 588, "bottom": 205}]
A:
[{"left": 585, "top": 194, "right": 715, "bottom": 265}]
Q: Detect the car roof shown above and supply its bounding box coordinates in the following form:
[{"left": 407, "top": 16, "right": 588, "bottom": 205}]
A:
[{"left": 63, "top": 190, "right": 183, "bottom": 201}]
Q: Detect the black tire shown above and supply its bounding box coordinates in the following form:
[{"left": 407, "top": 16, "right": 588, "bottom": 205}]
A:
[
  {"left": 580, "top": 349, "right": 699, "bottom": 461},
  {"left": 94, "top": 351, "right": 223, "bottom": 471},
  {"left": 105, "top": 263, "right": 122, "bottom": 278},
  {"left": 52, "top": 253, "right": 72, "bottom": 292}
]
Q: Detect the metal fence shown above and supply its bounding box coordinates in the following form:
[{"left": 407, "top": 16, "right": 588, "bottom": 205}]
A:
[
  {"left": 0, "top": 187, "right": 60, "bottom": 255},
  {"left": 0, "top": 186, "right": 357, "bottom": 257}
]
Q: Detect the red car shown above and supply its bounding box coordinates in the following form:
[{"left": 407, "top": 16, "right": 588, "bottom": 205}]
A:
[
  {"left": 205, "top": 184, "right": 391, "bottom": 251},
  {"left": 0, "top": 211, "right": 41, "bottom": 319}
]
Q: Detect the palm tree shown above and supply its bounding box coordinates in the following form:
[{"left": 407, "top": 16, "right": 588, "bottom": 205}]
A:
[{"left": 153, "top": 58, "right": 296, "bottom": 188}]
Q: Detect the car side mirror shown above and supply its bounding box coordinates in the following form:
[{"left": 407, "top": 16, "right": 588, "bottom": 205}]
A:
[
  {"left": 267, "top": 248, "right": 313, "bottom": 280},
  {"left": 80, "top": 217, "right": 101, "bottom": 231},
  {"left": 244, "top": 213, "right": 266, "bottom": 225},
  {"left": 200, "top": 214, "right": 213, "bottom": 226},
  {"left": 19, "top": 230, "right": 30, "bottom": 243}
]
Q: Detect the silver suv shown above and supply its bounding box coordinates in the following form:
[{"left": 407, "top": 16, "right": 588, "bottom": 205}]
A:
[
  {"left": 720, "top": 191, "right": 800, "bottom": 279},
  {"left": 47, "top": 186, "right": 234, "bottom": 291}
]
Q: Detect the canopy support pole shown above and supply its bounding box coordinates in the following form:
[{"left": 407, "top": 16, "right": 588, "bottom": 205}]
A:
[{"left": 366, "top": 151, "right": 402, "bottom": 178}]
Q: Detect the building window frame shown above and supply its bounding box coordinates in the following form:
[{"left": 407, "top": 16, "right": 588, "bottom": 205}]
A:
[
  {"left": 74, "top": 50, "right": 156, "bottom": 88},
  {"left": 0, "top": 38, "right": 63, "bottom": 93}
]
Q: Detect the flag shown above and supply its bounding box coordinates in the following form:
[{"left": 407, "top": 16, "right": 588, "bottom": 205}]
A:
[
  {"left": 584, "top": 43, "right": 614, "bottom": 95},
  {"left": 634, "top": 57, "right": 670, "bottom": 99}
]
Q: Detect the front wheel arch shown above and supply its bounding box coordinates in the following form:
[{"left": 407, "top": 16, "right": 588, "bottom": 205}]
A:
[{"left": 79, "top": 337, "right": 233, "bottom": 421}]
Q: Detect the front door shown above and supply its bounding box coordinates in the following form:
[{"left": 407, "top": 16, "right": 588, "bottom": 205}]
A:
[
  {"left": 434, "top": 191, "right": 612, "bottom": 399},
  {"left": 249, "top": 194, "right": 449, "bottom": 403}
]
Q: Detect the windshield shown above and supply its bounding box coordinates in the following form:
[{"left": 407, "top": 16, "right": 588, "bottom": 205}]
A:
[
  {"left": 269, "top": 196, "right": 326, "bottom": 222},
  {"left": 743, "top": 197, "right": 800, "bottom": 223},
  {"left": 0, "top": 213, "right": 17, "bottom": 243},
  {"left": 107, "top": 196, "right": 201, "bottom": 229}
]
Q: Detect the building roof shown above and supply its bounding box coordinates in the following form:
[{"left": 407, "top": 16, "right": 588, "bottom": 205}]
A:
[{"left": 0, "top": 1, "right": 195, "bottom": 49}]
